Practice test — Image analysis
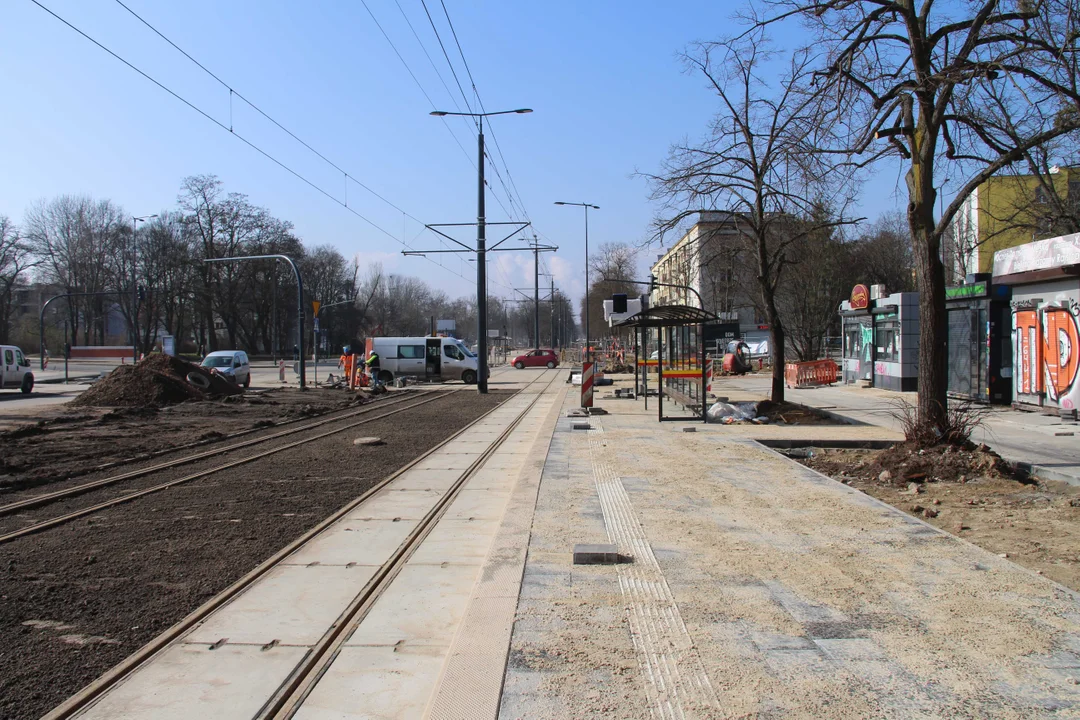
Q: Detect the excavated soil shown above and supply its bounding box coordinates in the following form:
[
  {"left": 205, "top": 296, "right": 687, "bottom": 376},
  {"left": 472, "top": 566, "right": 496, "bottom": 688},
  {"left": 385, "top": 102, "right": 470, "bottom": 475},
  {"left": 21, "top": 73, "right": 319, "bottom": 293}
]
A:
[
  {"left": 0, "top": 387, "right": 377, "bottom": 493},
  {"left": 0, "top": 389, "right": 509, "bottom": 720},
  {"left": 798, "top": 445, "right": 1080, "bottom": 591},
  {"left": 70, "top": 354, "right": 240, "bottom": 408}
]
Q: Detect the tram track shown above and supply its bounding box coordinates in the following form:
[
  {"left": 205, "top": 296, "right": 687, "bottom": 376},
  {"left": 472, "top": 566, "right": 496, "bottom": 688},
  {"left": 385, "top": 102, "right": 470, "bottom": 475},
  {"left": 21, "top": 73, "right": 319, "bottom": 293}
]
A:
[
  {"left": 42, "top": 368, "right": 561, "bottom": 720},
  {"left": 0, "top": 389, "right": 455, "bottom": 545}
]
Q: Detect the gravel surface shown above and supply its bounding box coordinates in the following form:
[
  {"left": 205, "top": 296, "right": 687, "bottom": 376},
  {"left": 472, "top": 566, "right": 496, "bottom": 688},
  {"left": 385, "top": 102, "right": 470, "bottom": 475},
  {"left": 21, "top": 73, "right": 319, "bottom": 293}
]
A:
[{"left": 0, "top": 389, "right": 509, "bottom": 720}]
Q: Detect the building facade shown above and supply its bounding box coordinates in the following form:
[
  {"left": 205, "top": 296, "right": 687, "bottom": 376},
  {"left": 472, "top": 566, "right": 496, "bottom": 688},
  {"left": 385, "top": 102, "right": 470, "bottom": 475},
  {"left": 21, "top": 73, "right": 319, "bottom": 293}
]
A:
[
  {"left": 993, "top": 231, "right": 1080, "bottom": 414},
  {"left": 649, "top": 211, "right": 768, "bottom": 347},
  {"left": 949, "top": 166, "right": 1080, "bottom": 278}
]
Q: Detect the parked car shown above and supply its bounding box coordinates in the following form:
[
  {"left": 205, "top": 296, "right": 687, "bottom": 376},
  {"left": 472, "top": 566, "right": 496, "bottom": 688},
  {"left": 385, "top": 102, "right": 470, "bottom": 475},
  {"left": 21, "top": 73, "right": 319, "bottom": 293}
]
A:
[
  {"left": 367, "top": 336, "right": 478, "bottom": 384},
  {"left": 0, "top": 345, "right": 34, "bottom": 393},
  {"left": 512, "top": 349, "right": 559, "bottom": 369},
  {"left": 201, "top": 350, "right": 251, "bottom": 387}
]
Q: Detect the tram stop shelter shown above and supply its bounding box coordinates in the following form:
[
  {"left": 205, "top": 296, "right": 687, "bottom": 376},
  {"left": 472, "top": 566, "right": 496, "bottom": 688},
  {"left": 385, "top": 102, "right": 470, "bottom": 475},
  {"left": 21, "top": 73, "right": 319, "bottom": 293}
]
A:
[{"left": 613, "top": 304, "right": 718, "bottom": 423}]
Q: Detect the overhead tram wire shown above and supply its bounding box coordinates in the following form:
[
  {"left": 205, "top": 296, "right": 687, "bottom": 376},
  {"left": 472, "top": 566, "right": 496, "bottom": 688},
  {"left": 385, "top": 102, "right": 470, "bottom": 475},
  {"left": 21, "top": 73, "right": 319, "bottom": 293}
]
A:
[
  {"left": 436, "top": 0, "right": 536, "bottom": 233},
  {"left": 116, "top": 0, "right": 522, "bottom": 277},
  {"left": 354, "top": 0, "right": 521, "bottom": 244},
  {"left": 419, "top": 0, "right": 474, "bottom": 116},
  {"left": 30, "top": 0, "right": 472, "bottom": 285},
  {"left": 112, "top": 0, "right": 425, "bottom": 228}
]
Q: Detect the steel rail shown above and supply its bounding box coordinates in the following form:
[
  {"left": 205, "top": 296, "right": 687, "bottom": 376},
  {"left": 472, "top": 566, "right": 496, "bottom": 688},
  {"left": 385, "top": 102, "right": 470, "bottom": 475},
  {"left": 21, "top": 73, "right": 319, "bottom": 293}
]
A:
[
  {"left": 0, "top": 391, "right": 436, "bottom": 518},
  {"left": 0, "top": 390, "right": 459, "bottom": 545},
  {"left": 41, "top": 368, "right": 559, "bottom": 720}
]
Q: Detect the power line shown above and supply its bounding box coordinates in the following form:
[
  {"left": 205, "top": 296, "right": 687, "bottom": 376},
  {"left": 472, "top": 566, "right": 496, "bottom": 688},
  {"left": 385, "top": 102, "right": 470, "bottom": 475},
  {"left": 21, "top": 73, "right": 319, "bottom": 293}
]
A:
[
  {"left": 29, "top": 0, "right": 474, "bottom": 286},
  {"left": 355, "top": 0, "right": 525, "bottom": 237},
  {"left": 112, "top": 0, "right": 426, "bottom": 227},
  {"left": 436, "top": 0, "right": 534, "bottom": 232},
  {"left": 419, "top": 0, "right": 473, "bottom": 116}
]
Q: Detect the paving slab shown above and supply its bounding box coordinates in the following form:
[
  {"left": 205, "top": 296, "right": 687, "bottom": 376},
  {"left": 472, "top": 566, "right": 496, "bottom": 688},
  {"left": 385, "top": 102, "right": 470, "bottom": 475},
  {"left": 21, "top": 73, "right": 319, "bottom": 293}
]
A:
[
  {"left": 503, "top": 390, "right": 1080, "bottom": 718},
  {"left": 76, "top": 644, "right": 307, "bottom": 720}
]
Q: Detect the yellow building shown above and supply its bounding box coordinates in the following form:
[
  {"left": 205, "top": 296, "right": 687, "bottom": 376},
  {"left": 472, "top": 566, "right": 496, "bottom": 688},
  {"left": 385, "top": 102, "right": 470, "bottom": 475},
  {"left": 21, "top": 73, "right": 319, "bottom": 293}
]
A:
[{"left": 950, "top": 166, "right": 1079, "bottom": 276}]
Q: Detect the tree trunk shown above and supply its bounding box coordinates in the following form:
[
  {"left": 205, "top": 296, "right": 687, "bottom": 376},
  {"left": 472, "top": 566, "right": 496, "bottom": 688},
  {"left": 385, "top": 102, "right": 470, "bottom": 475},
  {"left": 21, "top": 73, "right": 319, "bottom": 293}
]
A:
[
  {"left": 907, "top": 118, "right": 948, "bottom": 435},
  {"left": 768, "top": 312, "right": 786, "bottom": 403}
]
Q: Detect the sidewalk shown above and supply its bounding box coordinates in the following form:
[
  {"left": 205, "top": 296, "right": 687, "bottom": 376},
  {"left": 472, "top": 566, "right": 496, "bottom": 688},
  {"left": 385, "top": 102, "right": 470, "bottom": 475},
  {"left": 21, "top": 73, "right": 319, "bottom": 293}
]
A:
[
  {"left": 717, "top": 375, "right": 1080, "bottom": 485},
  {"left": 502, "top": 390, "right": 1080, "bottom": 718}
]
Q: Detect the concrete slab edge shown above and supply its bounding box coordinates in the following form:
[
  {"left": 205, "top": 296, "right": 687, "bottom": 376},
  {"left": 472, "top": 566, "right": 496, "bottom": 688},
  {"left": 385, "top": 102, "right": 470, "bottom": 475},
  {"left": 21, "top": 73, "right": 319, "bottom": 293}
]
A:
[
  {"left": 756, "top": 438, "right": 899, "bottom": 450},
  {"left": 425, "top": 386, "right": 568, "bottom": 720}
]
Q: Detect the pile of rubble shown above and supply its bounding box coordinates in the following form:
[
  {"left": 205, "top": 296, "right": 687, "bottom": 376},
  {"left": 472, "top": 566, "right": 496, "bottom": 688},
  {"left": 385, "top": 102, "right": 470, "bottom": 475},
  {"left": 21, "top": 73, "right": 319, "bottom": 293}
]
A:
[{"left": 71, "top": 354, "right": 242, "bottom": 408}]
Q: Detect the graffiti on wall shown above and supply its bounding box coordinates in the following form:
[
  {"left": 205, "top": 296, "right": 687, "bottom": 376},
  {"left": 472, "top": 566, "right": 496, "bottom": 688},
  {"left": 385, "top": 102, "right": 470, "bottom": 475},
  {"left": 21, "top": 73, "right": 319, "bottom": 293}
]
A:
[{"left": 1014, "top": 300, "right": 1080, "bottom": 407}]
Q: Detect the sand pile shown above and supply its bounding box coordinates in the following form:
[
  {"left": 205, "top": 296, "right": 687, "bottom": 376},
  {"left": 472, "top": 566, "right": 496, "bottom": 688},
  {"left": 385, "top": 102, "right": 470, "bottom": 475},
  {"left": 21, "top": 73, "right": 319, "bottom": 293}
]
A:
[{"left": 71, "top": 354, "right": 242, "bottom": 408}]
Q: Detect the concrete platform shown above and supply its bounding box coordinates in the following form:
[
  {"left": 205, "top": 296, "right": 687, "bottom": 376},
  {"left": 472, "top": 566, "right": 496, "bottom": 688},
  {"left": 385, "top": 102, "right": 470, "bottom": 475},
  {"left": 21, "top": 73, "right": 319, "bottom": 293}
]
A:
[{"left": 501, "top": 390, "right": 1080, "bottom": 718}]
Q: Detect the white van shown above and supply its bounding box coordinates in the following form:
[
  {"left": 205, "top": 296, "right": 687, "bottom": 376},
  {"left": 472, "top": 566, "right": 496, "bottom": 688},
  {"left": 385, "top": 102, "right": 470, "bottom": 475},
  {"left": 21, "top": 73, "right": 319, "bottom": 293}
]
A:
[
  {"left": 1, "top": 345, "right": 34, "bottom": 393},
  {"left": 368, "top": 336, "right": 478, "bottom": 384}
]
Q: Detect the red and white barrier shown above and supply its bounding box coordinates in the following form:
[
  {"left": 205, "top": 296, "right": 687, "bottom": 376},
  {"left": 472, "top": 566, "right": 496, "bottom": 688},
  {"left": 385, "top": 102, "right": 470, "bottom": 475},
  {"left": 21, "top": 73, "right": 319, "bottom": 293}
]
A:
[
  {"left": 705, "top": 355, "right": 713, "bottom": 393},
  {"left": 581, "top": 362, "right": 594, "bottom": 408}
]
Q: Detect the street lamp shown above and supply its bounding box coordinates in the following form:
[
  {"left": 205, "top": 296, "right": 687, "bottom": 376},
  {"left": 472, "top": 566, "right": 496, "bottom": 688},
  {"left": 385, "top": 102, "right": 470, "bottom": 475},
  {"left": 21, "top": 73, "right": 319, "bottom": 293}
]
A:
[
  {"left": 554, "top": 201, "right": 599, "bottom": 362},
  {"left": 132, "top": 214, "right": 157, "bottom": 363},
  {"left": 429, "top": 107, "right": 532, "bottom": 393}
]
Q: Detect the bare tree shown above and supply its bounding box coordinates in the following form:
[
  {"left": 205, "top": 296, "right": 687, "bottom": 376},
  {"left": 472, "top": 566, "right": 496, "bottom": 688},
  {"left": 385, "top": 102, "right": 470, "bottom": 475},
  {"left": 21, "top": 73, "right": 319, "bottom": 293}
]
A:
[
  {"left": 776, "top": 204, "right": 853, "bottom": 360},
  {"left": 24, "top": 195, "right": 127, "bottom": 345},
  {"left": 850, "top": 211, "right": 916, "bottom": 292},
  {"left": 0, "top": 216, "right": 37, "bottom": 344},
  {"left": 586, "top": 241, "right": 641, "bottom": 339},
  {"left": 758, "top": 0, "right": 1080, "bottom": 433},
  {"left": 141, "top": 212, "right": 198, "bottom": 351},
  {"left": 648, "top": 33, "right": 859, "bottom": 402}
]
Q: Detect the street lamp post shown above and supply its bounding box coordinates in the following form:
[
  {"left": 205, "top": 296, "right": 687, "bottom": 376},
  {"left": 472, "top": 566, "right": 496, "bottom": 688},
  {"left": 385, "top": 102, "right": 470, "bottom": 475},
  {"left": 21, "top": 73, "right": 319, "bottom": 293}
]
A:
[
  {"left": 430, "top": 108, "right": 532, "bottom": 393},
  {"left": 132, "top": 214, "right": 157, "bottom": 363},
  {"left": 554, "top": 201, "right": 599, "bottom": 362}
]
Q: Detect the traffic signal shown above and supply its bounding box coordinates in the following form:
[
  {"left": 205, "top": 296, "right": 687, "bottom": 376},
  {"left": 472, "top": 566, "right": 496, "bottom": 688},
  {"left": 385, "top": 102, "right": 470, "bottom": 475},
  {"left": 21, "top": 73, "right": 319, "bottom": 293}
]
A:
[
  {"left": 648, "top": 274, "right": 658, "bottom": 293},
  {"left": 137, "top": 286, "right": 146, "bottom": 302}
]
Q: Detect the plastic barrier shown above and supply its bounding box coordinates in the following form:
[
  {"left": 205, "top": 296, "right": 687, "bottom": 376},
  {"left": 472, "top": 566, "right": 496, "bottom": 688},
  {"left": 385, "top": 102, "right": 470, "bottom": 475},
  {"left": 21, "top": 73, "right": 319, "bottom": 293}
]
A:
[{"left": 784, "top": 359, "right": 839, "bottom": 389}]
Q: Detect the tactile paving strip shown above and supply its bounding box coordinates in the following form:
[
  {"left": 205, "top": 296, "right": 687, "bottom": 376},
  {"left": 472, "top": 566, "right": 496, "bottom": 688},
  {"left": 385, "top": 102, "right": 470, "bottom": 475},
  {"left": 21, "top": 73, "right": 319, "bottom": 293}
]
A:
[{"left": 588, "top": 423, "right": 720, "bottom": 719}]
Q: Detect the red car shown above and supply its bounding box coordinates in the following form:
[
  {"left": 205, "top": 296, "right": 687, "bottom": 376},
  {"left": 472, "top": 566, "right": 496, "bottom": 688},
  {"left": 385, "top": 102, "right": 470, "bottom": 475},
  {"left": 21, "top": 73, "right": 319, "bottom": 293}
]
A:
[{"left": 513, "top": 349, "right": 560, "bottom": 369}]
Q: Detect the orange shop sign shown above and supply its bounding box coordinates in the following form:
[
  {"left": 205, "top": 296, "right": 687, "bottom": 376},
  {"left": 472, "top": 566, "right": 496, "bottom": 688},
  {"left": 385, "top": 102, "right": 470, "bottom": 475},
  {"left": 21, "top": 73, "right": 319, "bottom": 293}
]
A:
[{"left": 850, "top": 284, "right": 870, "bottom": 310}]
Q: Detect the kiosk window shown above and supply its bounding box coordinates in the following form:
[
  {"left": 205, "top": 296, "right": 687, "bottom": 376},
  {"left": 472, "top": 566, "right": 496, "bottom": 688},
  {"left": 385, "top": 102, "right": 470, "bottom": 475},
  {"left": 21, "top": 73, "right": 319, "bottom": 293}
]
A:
[{"left": 875, "top": 324, "right": 899, "bottom": 363}]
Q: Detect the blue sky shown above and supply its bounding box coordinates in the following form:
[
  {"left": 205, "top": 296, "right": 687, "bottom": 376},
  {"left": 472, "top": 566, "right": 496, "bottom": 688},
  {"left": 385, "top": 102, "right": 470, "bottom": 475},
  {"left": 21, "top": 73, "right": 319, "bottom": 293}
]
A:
[{"left": 1, "top": 0, "right": 908, "bottom": 303}]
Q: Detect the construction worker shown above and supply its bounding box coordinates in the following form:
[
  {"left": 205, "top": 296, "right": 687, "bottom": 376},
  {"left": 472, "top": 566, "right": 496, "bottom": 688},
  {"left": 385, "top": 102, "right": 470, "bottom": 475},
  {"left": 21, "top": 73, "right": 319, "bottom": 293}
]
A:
[
  {"left": 339, "top": 345, "right": 355, "bottom": 389},
  {"left": 365, "top": 349, "right": 381, "bottom": 387}
]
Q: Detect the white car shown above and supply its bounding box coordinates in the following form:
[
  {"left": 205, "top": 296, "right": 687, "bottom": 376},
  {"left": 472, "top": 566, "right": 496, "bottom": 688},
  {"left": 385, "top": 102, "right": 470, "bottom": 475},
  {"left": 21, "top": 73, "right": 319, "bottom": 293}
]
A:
[
  {"left": 1, "top": 345, "right": 34, "bottom": 393},
  {"left": 201, "top": 350, "right": 251, "bottom": 388}
]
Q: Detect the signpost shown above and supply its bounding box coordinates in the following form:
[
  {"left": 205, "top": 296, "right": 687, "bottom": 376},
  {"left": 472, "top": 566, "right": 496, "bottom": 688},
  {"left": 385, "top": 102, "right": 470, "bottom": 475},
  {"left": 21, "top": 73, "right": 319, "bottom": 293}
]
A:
[{"left": 312, "top": 301, "right": 321, "bottom": 386}]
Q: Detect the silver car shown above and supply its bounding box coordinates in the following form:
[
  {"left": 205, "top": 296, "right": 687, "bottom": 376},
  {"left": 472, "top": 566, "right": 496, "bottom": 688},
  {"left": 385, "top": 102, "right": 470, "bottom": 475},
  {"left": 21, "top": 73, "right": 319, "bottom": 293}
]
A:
[{"left": 201, "top": 350, "right": 251, "bottom": 388}]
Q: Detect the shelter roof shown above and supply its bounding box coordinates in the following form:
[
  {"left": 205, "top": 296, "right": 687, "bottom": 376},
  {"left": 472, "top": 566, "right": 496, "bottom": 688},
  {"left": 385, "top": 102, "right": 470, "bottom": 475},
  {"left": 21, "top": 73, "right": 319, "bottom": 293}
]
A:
[{"left": 612, "top": 304, "right": 718, "bottom": 328}]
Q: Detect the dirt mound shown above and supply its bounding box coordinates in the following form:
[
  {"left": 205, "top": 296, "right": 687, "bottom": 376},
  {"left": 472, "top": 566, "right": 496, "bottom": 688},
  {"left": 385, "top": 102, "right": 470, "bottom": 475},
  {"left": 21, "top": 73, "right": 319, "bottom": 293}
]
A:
[
  {"left": 605, "top": 362, "right": 635, "bottom": 374},
  {"left": 804, "top": 442, "right": 1018, "bottom": 487},
  {"left": 71, "top": 354, "right": 242, "bottom": 408}
]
